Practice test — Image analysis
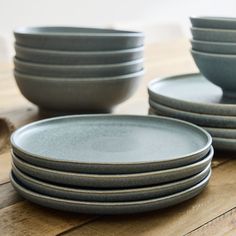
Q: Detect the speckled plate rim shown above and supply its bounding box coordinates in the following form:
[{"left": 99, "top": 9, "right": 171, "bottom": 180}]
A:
[
  {"left": 12, "top": 148, "right": 213, "bottom": 188},
  {"left": 15, "top": 43, "right": 144, "bottom": 55},
  {"left": 11, "top": 115, "right": 212, "bottom": 172},
  {"left": 12, "top": 162, "right": 211, "bottom": 201},
  {"left": 10, "top": 170, "right": 210, "bottom": 214},
  {"left": 149, "top": 99, "right": 236, "bottom": 128},
  {"left": 148, "top": 73, "right": 236, "bottom": 115}
]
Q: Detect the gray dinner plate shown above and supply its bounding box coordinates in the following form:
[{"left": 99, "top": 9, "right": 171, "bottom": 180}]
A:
[
  {"left": 190, "top": 16, "right": 236, "bottom": 30},
  {"left": 191, "top": 39, "right": 236, "bottom": 54},
  {"left": 12, "top": 148, "right": 213, "bottom": 189},
  {"left": 12, "top": 162, "right": 211, "bottom": 202},
  {"left": 14, "top": 71, "right": 143, "bottom": 112},
  {"left": 10, "top": 171, "right": 211, "bottom": 215},
  {"left": 11, "top": 115, "right": 211, "bottom": 174},
  {"left": 15, "top": 44, "right": 144, "bottom": 65},
  {"left": 14, "top": 57, "right": 144, "bottom": 77},
  {"left": 191, "top": 27, "right": 236, "bottom": 42},
  {"left": 149, "top": 100, "right": 236, "bottom": 128},
  {"left": 148, "top": 73, "right": 236, "bottom": 116},
  {"left": 213, "top": 137, "right": 236, "bottom": 151},
  {"left": 14, "top": 27, "right": 144, "bottom": 51}
]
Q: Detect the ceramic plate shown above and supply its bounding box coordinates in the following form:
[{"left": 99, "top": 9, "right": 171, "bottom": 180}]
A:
[
  {"left": 148, "top": 73, "right": 236, "bottom": 116},
  {"left": 12, "top": 148, "right": 213, "bottom": 189},
  {"left": 149, "top": 100, "right": 236, "bottom": 128},
  {"left": 14, "top": 57, "right": 144, "bottom": 77},
  {"left": 190, "top": 16, "right": 236, "bottom": 30},
  {"left": 14, "top": 26, "right": 144, "bottom": 51},
  {"left": 10, "top": 171, "right": 211, "bottom": 215},
  {"left": 12, "top": 162, "right": 211, "bottom": 202},
  {"left": 14, "top": 71, "right": 143, "bottom": 112},
  {"left": 149, "top": 107, "right": 236, "bottom": 139},
  {"left": 11, "top": 115, "right": 211, "bottom": 174},
  {"left": 213, "top": 137, "right": 236, "bottom": 151},
  {"left": 15, "top": 44, "right": 144, "bottom": 65}
]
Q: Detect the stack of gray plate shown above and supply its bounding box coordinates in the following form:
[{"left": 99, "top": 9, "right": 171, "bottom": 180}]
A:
[
  {"left": 148, "top": 73, "right": 236, "bottom": 152},
  {"left": 14, "top": 26, "right": 145, "bottom": 113},
  {"left": 10, "top": 115, "right": 212, "bottom": 214}
]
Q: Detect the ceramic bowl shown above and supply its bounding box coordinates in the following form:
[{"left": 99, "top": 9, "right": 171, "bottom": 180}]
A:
[
  {"left": 191, "top": 39, "right": 236, "bottom": 54},
  {"left": 191, "top": 50, "right": 236, "bottom": 96},
  {"left": 14, "top": 57, "right": 144, "bottom": 77},
  {"left": 190, "top": 16, "right": 236, "bottom": 30},
  {"left": 191, "top": 27, "right": 236, "bottom": 42},
  {"left": 14, "top": 27, "right": 144, "bottom": 51},
  {"left": 15, "top": 44, "right": 144, "bottom": 65},
  {"left": 14, "top": 70, "right": 144, "bottom": 112}
]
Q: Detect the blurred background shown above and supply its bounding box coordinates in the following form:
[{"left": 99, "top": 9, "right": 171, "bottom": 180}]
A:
[{"left": 0, "top": 0, "right": 235, "bottom": 61}]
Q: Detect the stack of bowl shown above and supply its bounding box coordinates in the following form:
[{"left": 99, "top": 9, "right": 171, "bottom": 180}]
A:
[
  {"left": 14, "top": 27, "right": 145, "bottom": 113},
  {"left": 148, "top": 17, "right": 236, "bottom": 152},
  {"left": 190, "top": 16, "right": 236, "bottom": 96},
  {"left": 10, "top": 115, "right": 212, "bottom": 214}
]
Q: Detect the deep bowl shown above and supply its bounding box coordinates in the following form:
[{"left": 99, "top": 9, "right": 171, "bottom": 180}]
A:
[
  {"left": 15, "top": 44, "right": 144, "bottom": 65},
  {"left": 191, "top": 50, "right": 236, "bottom": 96},
  {"left": 191, "top": 27, "right": 236, "bottom": 42},
  {"left": 14, "top": 26, "right": 144, "bottom": 51},
  {"left": 191, "top": 39, "right": 236, "bottom": 54},
  {"left": 190, "top": 16, "right": 236, "bottom": 30},
  {"left": 14, "top": 70, "right": 144, "bottom": 112},
  {"left": 14, "top": 57, "right": 144, "bottom": 77}
]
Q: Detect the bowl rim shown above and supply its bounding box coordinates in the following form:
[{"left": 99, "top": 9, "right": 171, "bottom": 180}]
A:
[
  {"left": 190, "top": 39, "right": 236, "bottom": 46},
  {"left": 14, "top": 43, "right": 145, "bottom": 55},
  {"left": 190, "top": 16, "right": 236, "bottom": 22},
  {"left": 191, "top": 49, "right": 236, "bottom": 58},
  {"left": 14, "top": 26, "right": 144, "bottom": 38},
  {"left": 191, "top": 26, "right": 236, "bottom": 33}
]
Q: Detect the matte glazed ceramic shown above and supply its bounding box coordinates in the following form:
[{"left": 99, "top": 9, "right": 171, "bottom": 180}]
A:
[
  {"left": 12, "top": 149, "right": 213, "bottom": 188},
  {"left": 149, "top": 107, "right": 236, "bottom": 139},
  {"left": 14, "top": 58, "right": 144, "bottom": 77},
  {"left": 14, "top": 70, "right": 143, "bottom": 112},
  {"left": 191, "top": 50, "right": 236, "bottom": 96},
  {"left": 12, "top": 163, "right": 211, "bottom": 202},
  {"left": 190, "top": 16, "right": 236, "bottom": 30},
  {"left": 149, "top": 99, "right": 236, "bottom": 128},
  {"left": 191, "top": 27, "right": 236, "bottom": 42},
  {"left": 148, "top": 73, "right": 236, "bottom": 116},
  {"left": 14, "top": 27, "right": 144, "bottom": 51},
  {"left": 213, "top": 137, "right": 236, "bottom": 151},
  {"left": 15, "top": 44, "right": 144, "bottom": 65},
  {"left": 11, "top": 115, "right": 211, "bottom": 174},
  {"left": 191, "top": 39, "right": 236, "bottom": 54},
  {"left": 10, "top": 171, "right": 211, "bottom": 215}
]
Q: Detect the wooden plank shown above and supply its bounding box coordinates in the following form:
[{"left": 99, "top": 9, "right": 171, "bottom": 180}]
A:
[
  {"left": 186, "top": 207, "right": 236, "bottom": 236},
  {"left": 60, "top": 159, "right": 236, "bottom": 236},
  {"left": 0, "top": 201, "right": 97, "bottom": 236},
  {"left": 0, "top": 182, "right": 22, "bottom": 209}
]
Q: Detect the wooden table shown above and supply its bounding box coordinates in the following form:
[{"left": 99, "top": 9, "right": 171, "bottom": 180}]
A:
[{"left": 0, "top": 39, "right": 236, "bottom": 236}]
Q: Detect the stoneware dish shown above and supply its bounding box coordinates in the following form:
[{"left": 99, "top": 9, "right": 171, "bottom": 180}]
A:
[
  {"left": 11, "top": 115, "right": 212, "bottom": 174},
  {"left": 191, "top": 39, "right": 236, "bottom": 54},
  {"left": 12, "top": 163, "right": 211, "bottom": 202},
  {"left": 148, "top": 73, "right": 236, "bottom": 116},
  {"left": 191, "top": 50, "right": 236, "bottom": 96},
  {"left": 14, "top": 27, "right": 144, "bottom": 51},
  {"left": 148, "top": 107, "right": 236, "bottom": 139},
  {"left": 10, "top": 171, "right": 210, "bottom": 215},
  {"left": 190, "top": 16, "right": 236, "bottom": 30},
  {"left": 213, "top": 137, "right": 236, "bottom": 151},
  {"left": 14, "top": 58, "right": 144, "bottom": 77},
  {"left": 12, "top": 149, "right": 213, "bottom": 188},
  {"left": 191, "top": 27, "right": 236, "bottom": 42},
  {"left": 15, "top": 44, "right": 144, "bottom": 65},
  {"left": 149, "top": 99, "right": 236, "bottom": 128},
  {"left": 14, "top": 70, "right": 143, "bottom": 112}
]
